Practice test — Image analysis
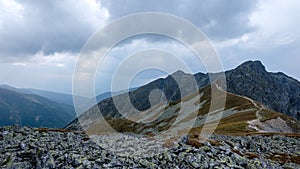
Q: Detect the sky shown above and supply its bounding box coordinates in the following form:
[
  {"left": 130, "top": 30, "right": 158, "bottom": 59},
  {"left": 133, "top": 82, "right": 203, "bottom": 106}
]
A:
[{"left": 0, "top": 0, "right": 299, "bottom": 97}]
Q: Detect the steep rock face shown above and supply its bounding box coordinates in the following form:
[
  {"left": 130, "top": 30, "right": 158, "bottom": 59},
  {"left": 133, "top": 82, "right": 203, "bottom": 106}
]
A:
[
  {"left": 225, "top": 61, "right": 300, "bottom": 120},
  {"left": 194, "top": 60, "right": 300, "bottom": 120}
]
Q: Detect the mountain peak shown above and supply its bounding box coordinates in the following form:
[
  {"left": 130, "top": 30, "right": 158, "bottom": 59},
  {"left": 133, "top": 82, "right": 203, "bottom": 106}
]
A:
[
  {"left": 236, "top": 60, "right": 266, "bottom": 72},
  {"left": 172, "top": 70, "right": 186, "bottom": 76},
  {"left": 169, "top": 70, "right": 188, "bottom": 79}
]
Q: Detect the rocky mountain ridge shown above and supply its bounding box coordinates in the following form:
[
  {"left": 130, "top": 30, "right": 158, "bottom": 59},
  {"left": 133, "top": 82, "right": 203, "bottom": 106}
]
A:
[
  {"left": 225, "top": 61, "right": 300, "bottom": 120},
  {"left": 67, "top": 83, "right": 300, "bottom": 136},
  {"left": 66, "top": 61, "right": 300, "bottom": 132}
]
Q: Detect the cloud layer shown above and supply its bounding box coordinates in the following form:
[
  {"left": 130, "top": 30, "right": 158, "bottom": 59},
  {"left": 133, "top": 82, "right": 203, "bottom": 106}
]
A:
[
  {"left": 100, "top": 0, "right": 258, "bottom": 40},
  {"left": 0, "top": 0, "right": 109, "bottom": 59},
  {"left": 0, "top": 0, "right": 299, "bottom": 95}
]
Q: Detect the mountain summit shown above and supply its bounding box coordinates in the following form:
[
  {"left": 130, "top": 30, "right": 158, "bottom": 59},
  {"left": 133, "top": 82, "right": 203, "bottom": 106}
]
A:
[
  {"left": 235, "top": 60, "right": 266, "bottom": 72},
  {"left": 225, "top": 61, "right": 300, "bottom": 120}
]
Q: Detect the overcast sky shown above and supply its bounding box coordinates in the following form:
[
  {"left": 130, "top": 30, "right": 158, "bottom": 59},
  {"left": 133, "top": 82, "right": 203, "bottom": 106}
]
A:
[{"left": 0, "top": 0, "right": 299, "bottom": 96}]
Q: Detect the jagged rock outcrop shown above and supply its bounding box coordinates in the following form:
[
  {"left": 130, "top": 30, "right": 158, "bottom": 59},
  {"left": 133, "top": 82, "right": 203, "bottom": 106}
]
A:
[{"left": 225, "top": 61, "right": 300, "bottom": 120}]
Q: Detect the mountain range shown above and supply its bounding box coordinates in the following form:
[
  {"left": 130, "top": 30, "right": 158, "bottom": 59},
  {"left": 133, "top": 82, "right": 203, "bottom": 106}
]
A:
[
  {"left": 0, "top": 84, "right": 134, "bottom": 127},
  {"left": 0, "top": 85, "right": 112, "bottom": 107},
  {"left": 1, "top": 60, "right": 299, "bottom": 132},
  {"left": 0, "top": 88, "right": 75, "bottom": 128},
  {"left": 66, "top": 61, "right": 300, "bottom": 135}
]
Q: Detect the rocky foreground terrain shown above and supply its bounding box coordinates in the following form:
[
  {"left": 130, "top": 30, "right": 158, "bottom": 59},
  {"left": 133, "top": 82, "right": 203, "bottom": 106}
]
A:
[{"left": 0, "top": 126, "right": 299, "bottom": 169}]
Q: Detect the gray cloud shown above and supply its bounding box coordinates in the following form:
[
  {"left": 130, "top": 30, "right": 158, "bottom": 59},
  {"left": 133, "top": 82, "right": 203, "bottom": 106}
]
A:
[
  {"left": 100, "top": 0, "right": 258, "bottom": 40},
  {"left": 0, "top": 0, "right": 258, "bottom": 59},
  {"left": 0, "top": 0, "right": 108, "bottom": 59},
  {"left": 1, "top": 0, "right": 299, "bottom": 94}
]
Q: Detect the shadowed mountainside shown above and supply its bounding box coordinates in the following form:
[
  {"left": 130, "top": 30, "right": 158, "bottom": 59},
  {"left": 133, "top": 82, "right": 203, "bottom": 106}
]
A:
[{"left": 0, "top": 88, "right": 76, "bottom": 128}]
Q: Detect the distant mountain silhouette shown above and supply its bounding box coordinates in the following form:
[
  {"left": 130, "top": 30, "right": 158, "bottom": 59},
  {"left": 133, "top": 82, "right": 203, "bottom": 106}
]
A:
[{"left": 0, "top": 87, "right": 76, "bottom": 128}]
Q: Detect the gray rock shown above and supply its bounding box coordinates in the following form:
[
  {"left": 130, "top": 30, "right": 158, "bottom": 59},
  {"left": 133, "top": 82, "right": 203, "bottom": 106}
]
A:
[{"left": 1, "top": 126, "right": 300, "bottom": 168}]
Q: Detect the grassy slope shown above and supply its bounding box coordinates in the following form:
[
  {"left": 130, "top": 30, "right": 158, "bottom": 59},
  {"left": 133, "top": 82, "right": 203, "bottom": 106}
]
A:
[{"left": 85, "top": 85, "right": 300, "bottom": 136}]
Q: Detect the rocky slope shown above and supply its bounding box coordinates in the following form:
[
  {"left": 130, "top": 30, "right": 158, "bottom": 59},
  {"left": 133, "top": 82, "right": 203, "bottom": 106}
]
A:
[{"left": 0, "top": 126, "right": 299, "bottom": 168}]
